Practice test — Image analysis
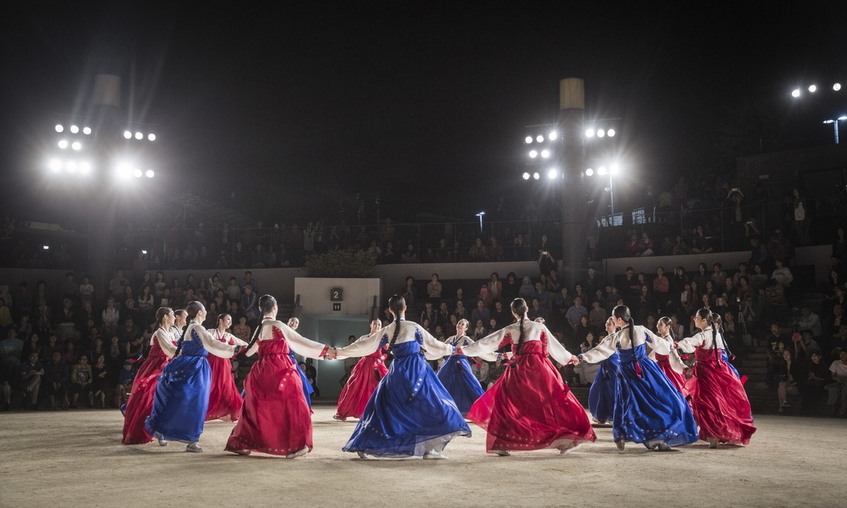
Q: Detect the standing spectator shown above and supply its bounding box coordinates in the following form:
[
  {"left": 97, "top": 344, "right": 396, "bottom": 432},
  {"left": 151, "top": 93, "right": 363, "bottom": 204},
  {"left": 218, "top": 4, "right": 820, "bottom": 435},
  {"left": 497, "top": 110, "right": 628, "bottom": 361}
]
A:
[
  {"left": 792, "top": 187, "right": 810, "bottom": 246},
  {"left": 240, "top": 284, "right": 260, "bottom": 326},
  {"left": 538, "top": 249, "right": 556, "bottom": 278},
  {"left": 91, "top": 354, "right": 109, "bottom": 409},
  {"left": 426, "top": 273, "right": 442, "bottom": 303},
  {"left": 471, "top": 299, "right": 491, "bottom": 327},
  {"left": 108, "top": 269, "right": 130, "bottom": 307},
  {"left": 652, "top": 267, "right": 670, "bottom": 313},
  {"left": 1, "top": 327, "right": 24, "bottom": 410},
  {"left": 501, "top": 272, "right": 520, "bottom": 302}
]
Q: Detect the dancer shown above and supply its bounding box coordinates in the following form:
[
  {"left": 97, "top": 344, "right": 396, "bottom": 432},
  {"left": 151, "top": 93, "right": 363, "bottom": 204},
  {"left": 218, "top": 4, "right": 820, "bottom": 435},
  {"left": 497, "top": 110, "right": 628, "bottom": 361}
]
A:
[
  {"left": 436, "top": 318, "right": 495, "bottom": 416},
  {"left": 460, "top": 298, "right": 596, "bottom": 456},
  {"left": 205, "top": 313, "right": 248, "bottom": 421},
  {"left": 675, "top": 308, "right": 756, "bottom": 448},
  {"left": 653, "top": 316, "right": 688, "bottom": 395},
  {"left": 577, "top": 305, "right": 698, "bottom": 452},
  {"left": 587, "top": 317, "right": 619, "bottom": 424},
  {"left": 333, "top": 319, "right": 388, "bottom": 421},
  {"left": 287, "top": 317, "right": 315, "bottom": 408},
  {"left": 122, "top": 307, "right": 178, "bottom": 445},
  {"left": 333, "top": 295, "right": 470, "bottom": 459},
  {"left": 145, "top": 301, "right": 240, "bottom": 452},
  {"left": 225, "top": 294, "right": 335, "bottom": 457}
]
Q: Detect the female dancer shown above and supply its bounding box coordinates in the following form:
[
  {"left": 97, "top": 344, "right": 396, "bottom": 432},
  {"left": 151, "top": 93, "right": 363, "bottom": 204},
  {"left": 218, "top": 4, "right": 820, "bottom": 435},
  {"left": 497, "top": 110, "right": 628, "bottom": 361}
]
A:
[
  {"left": 334, "top": 295, "right": 470, "bottom": 459},
  {"left": 460, "top": 298, "right": 596, "bottom": 456},
  {"left": 145, "top": 301, "right": 239, "bottom": 452},
  {"left": 205, "top": 313, "right": 248, "bottom": 422},
  {"left": 577, "top": 305, "right": 698, "bottom": 452},
  {"left": 587, "top": 317, "right": 619, "bottom": 424},
  {"left": 676, "top": 308, "right": 756, "bottom": 448},
  {"left": 225, "top": 294, "right": 335, "bottom": 457},
  {"left": 436, "top": 318, "right": 495, "bottom": 416},
  {"left": 333, "top": 319, "right": 388, "bottom": 421},
  {"left": 122, "top": 307, "right": 177, "bottom": 445},
  {"left": 287, "top": 317, "right": 315, "bottom": 408},
  {"left": 654, "top": 316, "right": 688, "bottom": 395}
]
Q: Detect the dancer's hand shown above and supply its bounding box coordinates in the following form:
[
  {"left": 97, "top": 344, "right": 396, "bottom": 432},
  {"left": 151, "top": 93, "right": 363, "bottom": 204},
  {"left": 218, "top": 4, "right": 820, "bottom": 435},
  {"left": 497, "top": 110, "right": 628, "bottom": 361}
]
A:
[
  {"left": 568, "top": 355, "right": 580, "bottom": 366},
  {"left": 325, "top": 347, "right": 337, "bottom": 360}
]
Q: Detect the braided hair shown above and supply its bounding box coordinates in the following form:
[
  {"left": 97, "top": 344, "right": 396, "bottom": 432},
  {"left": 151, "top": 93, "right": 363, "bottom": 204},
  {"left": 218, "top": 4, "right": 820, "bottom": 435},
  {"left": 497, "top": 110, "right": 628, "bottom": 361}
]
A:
[
  {"left": 388, "top": 295, "right": 406, "bottom": 351},
  {"left": 244, "top": 294, "right": 277, "bottom": 353},
  {"left": 173, "top": 301, "right": 204, "bottom": 357},
  {"left": 612, "top": 305, "right": 634, "bottom": 347},
  {"left": 657, "top": 316, "right": 675, "bottom": 341},
  {"left": 510, "top": 298, "right": 528, "bottom": 355},
  {"left": 711, "top": 311, "right": 730, "bottom": 363},
  {"left": 694, "top": 307, "right": 717, "bottom": 362}
]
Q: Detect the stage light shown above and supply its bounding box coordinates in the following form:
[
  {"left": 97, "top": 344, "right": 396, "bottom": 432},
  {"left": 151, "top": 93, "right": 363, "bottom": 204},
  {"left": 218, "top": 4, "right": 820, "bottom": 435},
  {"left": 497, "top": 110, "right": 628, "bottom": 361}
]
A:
[
  {"left": 147, "top": 133, "right": 156, "bottom": 141},
  {"left": 55, "top": 124, "right": 64, "bottom": 133},
  {"left": 522, "top": 172, "right": 530, "bottom": 180},
  {"left": 540, "top": 149, "right": 551, "bottom": 158},
  {"left": 70, "top": 125, "right": 79, "bottom": 134},
  {"left": 547, "top": 168, "right": 559, "bottom": 179},
  {"left": 134, "top": 132, "right": 143, "bottom": 140},
  {"left": 585, "top": 168, "right": 594, "bottom": 176},
  {"left": 145, "top": 169, "right": 155, "bottom": 178},
  {"left": 808, "top": 84, "right": 817, "bottom": 93},
  {"left": 529, "top": 150, "right": 538, "bottom": 159},
  {"left": 71, "top": 141, "right": 82, "bottom": 151},
  {"left": 791, "top": 88, "right": 801, "bottom": 98},
  {"left": 585, "top": 128, "right": 595, "bottom": 138},
  {"left": 58, "top": 140, "right": 69, "bottom": 149},
  {"left": 525, "top": 136, "right": 533, "bottom": 144},
  {"left": 607, "top": 128, "right": 616, "bottom": 137},
  {"left": 83, "top": 126, "right": 92, "bottom": 135},
  {"left": 536, "top": 135, "right": 544, "bottom": 143},
  {"left": 123, "top": 131, "right": 132, "bottom": 139},
  {"left": 548, "top": 130, "right": 558, "bottom": 140},
  {"left": 532, "top": 172, "right": 540, "bottom": 180}
]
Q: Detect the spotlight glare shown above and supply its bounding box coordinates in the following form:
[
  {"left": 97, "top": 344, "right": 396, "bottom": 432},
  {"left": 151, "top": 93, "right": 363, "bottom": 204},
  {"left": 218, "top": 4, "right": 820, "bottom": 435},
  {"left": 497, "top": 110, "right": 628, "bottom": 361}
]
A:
[
  {"left": 597, "top": 129, "right": 606, "bottom": 138},
  {"left": 525, "top": 136, "right": 533, "bottom": 144},
  {"left": 808, "top": 84, "right": 817, "bottom": 93},
  {"left": 145, "top": 169, "right": 155, "bottom": 178},
  {"left": 134, "top": 132, "right": 143, "bottom": 140},
  {"left": 839, "top": 115, "right": 847, "bottom": 121},
  {"left": 123, "top": 130, "right": 132, "bottom": 139},
  {"left": 610, "top": 164, "right": 621, "bottom": 175},
  {"left": 540, "top": 149, "right": 550, "bottom": 159},
  {"left": 548, "top": 130, "right": 558, "bottom": 140},
  {"left": 791, "top": 88, "right": 801, "bottom": 98},
  {"left": 80, "top": 162, "right": 91, "bottom": 174},
  {"left": 529, "top": 150, "right": 538, "bottom": 159},
  {"left": 133, "top": 168, "right": 143, "bottom": 178},
  {"left": 532, "top": 172, "right": 540, "bottom": 180},
  {"left": 70, "top": 125, "right": 79, "bottom": 134},
  {"left": 834, "top": 83, "right": 842, "bottom": 92},
  {"left": 522, "top": 172, "right": 530, "bottom": 180},
  {"left": 585, "top": 128, "right": 595, "bottom": 138},
  {"left": 48, "top": 159, "right": 62, "bottom": 172},
  {"left": 66, "top": 161, "right": 78, "bottom": 173},
  {"left": 148, "top": 133, "right": 156, "bottom": 142},
  {"left": 585, "top": 168, "right": 594, "bottom": 176},
  {"left": 58, "top": 139, "right": 69, "bottom": 149},
  {"left": 71, "top": 141, "right": 82, "bottom": 151},
  {"left": 55, "top": 124, "right": 64, "bottom": 133},
  {"left": 607, "top": 128, "right": 616, "bottom": 137},
  {"left": 598, "top": 166, "right": 608, "bottom": 175},
  {"left": 547, "top": 168, "right": 558, "bottom": 179}
]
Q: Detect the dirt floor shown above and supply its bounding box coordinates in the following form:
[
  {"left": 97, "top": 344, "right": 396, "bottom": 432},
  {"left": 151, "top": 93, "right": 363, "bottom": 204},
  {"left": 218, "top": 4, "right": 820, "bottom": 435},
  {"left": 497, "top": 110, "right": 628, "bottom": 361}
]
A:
[{"left": 1, "top": 404, "right": 845, "bottom": 508}]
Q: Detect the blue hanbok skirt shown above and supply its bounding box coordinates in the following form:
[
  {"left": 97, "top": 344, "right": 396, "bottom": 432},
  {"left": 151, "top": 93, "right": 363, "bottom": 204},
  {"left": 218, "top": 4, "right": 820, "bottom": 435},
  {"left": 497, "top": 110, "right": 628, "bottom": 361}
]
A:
[
  {"left": 613, "top": 344, "right": 699, "bottom": 448},
  {"left": 437, "top": 354, "right": 485, "bottom": 416},
  {"left": 342, "top": 340, "right": 471, "bottom": 457},
  {"left": 145, "top": 350, "right": 211, "bottom": 443},
  {"left": 588, "top": 354, "right": 619, "bottom": 423}
]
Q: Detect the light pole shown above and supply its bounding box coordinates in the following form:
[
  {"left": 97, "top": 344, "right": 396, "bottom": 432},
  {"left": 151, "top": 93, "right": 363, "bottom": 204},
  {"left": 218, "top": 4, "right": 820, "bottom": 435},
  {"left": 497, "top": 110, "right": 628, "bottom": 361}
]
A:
[
  {"left": 476, "top": 211, "right": 485, "bottom": 232},
  {"left": 823, "top": 116, "right": 847, "bottom": 144}
]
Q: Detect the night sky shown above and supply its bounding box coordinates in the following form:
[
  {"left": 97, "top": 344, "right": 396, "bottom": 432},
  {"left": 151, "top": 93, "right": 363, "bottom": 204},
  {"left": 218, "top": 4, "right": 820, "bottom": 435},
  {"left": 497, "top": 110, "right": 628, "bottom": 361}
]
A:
[{"left": 2, "top": 2, "right": 845, "bottom": 226}]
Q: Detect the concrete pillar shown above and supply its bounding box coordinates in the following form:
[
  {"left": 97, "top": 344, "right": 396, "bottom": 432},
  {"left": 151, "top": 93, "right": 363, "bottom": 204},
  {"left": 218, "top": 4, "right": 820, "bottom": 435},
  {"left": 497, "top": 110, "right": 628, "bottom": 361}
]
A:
[{"left": 558, "top": 78, "right": 586, "bottom": 286}]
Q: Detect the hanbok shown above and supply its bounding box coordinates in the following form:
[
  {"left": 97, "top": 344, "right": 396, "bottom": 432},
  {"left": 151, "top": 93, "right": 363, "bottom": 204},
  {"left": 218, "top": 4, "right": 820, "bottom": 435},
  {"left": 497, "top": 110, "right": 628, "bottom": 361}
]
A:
[
  {"left": 649, "top": 334, "right": 688, "bottom": 396},
  {"left": 335, "top": 344, "right": 388, "bottom": 420},
  {"left": 436, "top": 334, "right": 488, "bottom": 416},
  {"left": 122, "top": 328, "right": 177, "bottom": 444},
  {"left": 336, "top": 321, "right": 470, "bottom": 458},
  {"left": 205, "top": 329, "right": 247, "bottom": 422},
  {"left": 581, "top": 325, "right": 698, "bottom": 449},
  {"left": 289, "top": 349, "right": 315, "bottom": 408},
  {"left": 225, "top": 319, "right": 329, "bottom": 456},
  {"left": 145, "top": 322, "right": 237, "bottom": 443},
  {"left": 678, "top": 330, "right": 756, "bottom": 445},
  {"left": 587, "top": 354, "right": 619, "bottom": 423},
  {"left": 462, "top": 321, "right": 596, "bottom": 453}
]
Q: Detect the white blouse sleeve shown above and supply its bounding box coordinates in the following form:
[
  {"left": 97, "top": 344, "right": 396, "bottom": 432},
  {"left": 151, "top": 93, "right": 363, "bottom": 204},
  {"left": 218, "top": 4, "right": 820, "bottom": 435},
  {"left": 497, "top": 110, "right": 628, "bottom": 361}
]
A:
[
  {"left": 420, "top": 326, "right": 455, "bottom": 361},
  {"left": 676, "top": 331, "right": 707, "bottom": 353},
  {"left": 460, "top": 327, "right": 510, "bottom": 358},
  {"left": 459, "top": 336, "right": 499, "bottom": 362},
  {"left": 579, "top": 332, "right": 619, "bottom": 364},
  {"left": 190, "top": 324, "right": 237, "bottom": 359},
  {"left": 278, "top": 323, "right": 330, "bottom": 360},
  {"left": 335, "top": 327, "right": 385, "bottom": 360},
  {"left": 153, "top": 328, "right": 178, "bottom": 358},
  {"left": 545, "top": 326, "right": 574, "bottom": 365}
]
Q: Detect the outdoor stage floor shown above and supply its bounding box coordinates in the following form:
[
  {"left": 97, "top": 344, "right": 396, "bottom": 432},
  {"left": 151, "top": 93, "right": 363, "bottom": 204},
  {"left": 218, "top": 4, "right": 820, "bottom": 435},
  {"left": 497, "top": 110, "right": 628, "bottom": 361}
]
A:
[{"left": 1, "top": 405, "right": 845, "bottom": 507}]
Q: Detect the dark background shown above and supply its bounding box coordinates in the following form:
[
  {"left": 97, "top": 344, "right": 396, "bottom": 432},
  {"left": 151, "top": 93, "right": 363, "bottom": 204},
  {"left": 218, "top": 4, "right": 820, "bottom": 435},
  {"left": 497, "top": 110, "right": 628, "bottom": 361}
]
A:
[{"left": 2, "top": 1, "right": 845, "bottom": 226}]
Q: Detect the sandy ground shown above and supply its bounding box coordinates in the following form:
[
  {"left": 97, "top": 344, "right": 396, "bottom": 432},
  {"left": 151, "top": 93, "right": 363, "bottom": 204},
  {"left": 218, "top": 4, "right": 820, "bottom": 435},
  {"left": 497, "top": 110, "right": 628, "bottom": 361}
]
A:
[{"left": 1, "top": 404, "right": 845, "bottom": 508}]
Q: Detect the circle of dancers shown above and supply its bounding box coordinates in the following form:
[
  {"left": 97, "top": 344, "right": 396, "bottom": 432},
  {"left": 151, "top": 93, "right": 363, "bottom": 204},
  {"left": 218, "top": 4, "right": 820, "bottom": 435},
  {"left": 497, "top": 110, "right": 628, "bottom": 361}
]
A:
[{"left": 120, "top": 296, "right": 756, "bottom": 458}]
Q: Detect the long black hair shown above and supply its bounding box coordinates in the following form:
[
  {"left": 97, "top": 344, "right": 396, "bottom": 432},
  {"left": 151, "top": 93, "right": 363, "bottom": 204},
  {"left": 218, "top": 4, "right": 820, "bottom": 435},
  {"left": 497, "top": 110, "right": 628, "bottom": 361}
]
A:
[
  {"left": 155, "top": 307, "right": 173, "bottom": 330},
  {"left": 244, "top": 294, "right": 277, "bottom": 353},
  {"left": 173, "top": 301, "right": 203, "bottom": 357},
  {"left": 612, "top": 305, "right": 635, "bottom": 346},
  {"left": 387, "top": 295, "right": 405, "bottom": 351},
  {"left": 694, "top": 307, "right": 718, "bottom": 363},
  {"left": 511, "top": 298, "right": 528, "bottom": 355},
  {"left": 657, "top": 315, "right": 675, "bottom": 340}
]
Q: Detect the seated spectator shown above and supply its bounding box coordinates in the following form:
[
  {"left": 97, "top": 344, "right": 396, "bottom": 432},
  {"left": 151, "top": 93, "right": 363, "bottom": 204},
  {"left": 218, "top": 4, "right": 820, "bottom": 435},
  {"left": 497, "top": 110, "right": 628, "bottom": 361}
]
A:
[
  {"left": 775, "top": 349, "right": 804, "bottom": 414},
  {"left": 826, "top": 350, "right": 847, "bottom": 417},
  {"left": 691, "top": 225, "right": 714, "bottom": 253},
  {"left": 115, "top": 359, "right": 136, "bottom": 408},
  {"left": 801, "top": 351, "right": 830, "bottom": 416},
  {"left": 623, "top": 233, "right": 642, "bottom": 257},
  {"left": 588, "top": 300, "right": 608, "bottom": 334},
  {"left": 91, "top": 354, "right": 109, "bottom": 409},
  {"left": 527, "top": 297, "right": 548, "bottom": 322},
  {"left": 70, "top": 354, "right": 93, "bottom": 408},
  {"left": 764, "top": 279, "right": 789, "bottom": 325},
  {"left": 471, "top": 299, "right": 490, "bottom": 327},
  {"left": 491, "top": 300, "right": 512, "bottom": 329},
  {"left": 19, "top": 351, "right": 44, "bottom": 410},
  {"left": 45, "top": 350, "right": 69, "bottom": 410},
  {"left": 468, "top": 237, "right": 489, "bottom": 261},
  {"left": 797, "top": 306, "right": 822, "bottom": 339},
  {"left": 638, "top": 232, "right": 655, "bottom": 256},
  {"left": 400, "top": 276, "right": 417, "bottom": 309}
]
